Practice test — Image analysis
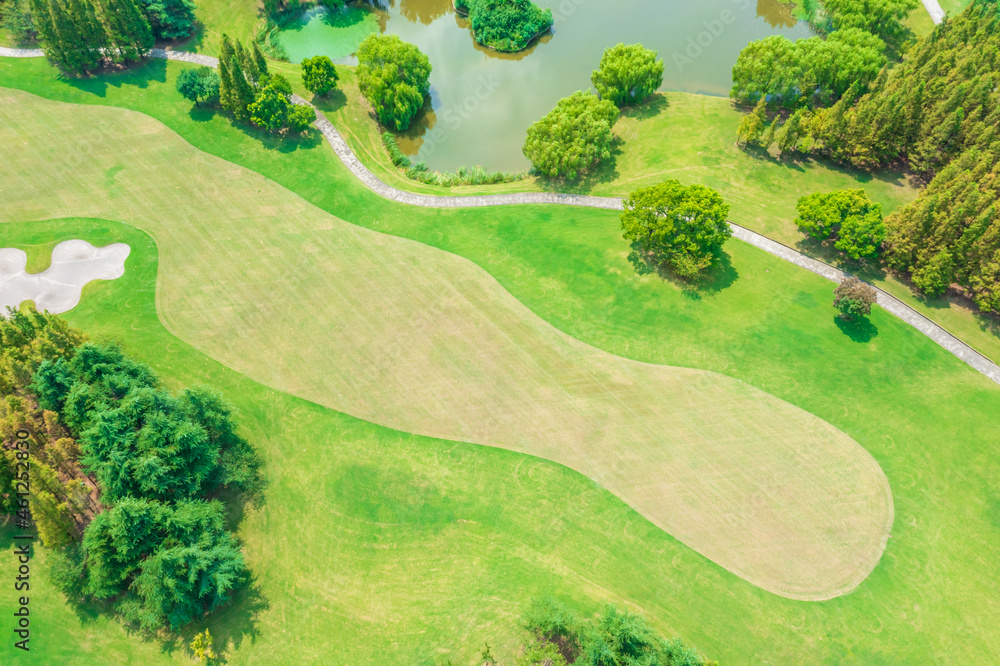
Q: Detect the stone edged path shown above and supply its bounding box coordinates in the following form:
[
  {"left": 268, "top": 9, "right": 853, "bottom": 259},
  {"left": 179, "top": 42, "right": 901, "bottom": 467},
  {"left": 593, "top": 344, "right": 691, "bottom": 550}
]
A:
[
  {"left": 922, "top": 0, "right": 946, "bottom": 24},
  {"left": 4, "top": 47, "right": 999, "bottom": 386}
]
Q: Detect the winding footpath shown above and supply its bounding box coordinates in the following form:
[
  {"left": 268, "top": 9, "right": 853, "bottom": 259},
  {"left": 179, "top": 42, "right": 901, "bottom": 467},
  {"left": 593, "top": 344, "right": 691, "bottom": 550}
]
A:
[{"left": 2, "top": 46, "right": 998, "bottom": 386}]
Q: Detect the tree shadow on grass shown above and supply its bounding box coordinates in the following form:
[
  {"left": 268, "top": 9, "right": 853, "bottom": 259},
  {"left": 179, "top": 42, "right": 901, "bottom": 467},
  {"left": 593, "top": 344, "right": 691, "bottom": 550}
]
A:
[
  {"left": 627, "top": 243, "right": 739, "bottom": 297},
  {"left": 310, "top": 88, "right": 348, "bottom": 115},
  {"left": 64, "top": 57, "right": 168, "bottom": 99},
  {"left": 619, "top": 92, "right": 670, "bottom": 121},
  {"left": 834, "top": 314, "right": 879, "bottom": 343},
  {"left": 794, "top": 235, "right": 889, "bottom": 282},
  {"left": 736, "top": 135, "right": 913, "bottom": 189}
]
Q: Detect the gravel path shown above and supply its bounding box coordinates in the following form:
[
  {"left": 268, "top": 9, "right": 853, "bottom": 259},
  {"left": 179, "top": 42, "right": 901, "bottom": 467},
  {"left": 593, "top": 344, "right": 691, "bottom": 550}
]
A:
[
  {"left": 922, "top": 0, "right": 946, "bottom": 24},
  {"left": 3, "top": 46, "right": 998, "bottom": 386}
]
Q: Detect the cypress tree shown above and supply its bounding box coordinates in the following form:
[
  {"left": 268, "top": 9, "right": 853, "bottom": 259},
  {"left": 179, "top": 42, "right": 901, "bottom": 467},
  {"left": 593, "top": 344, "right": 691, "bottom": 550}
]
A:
[
  {"left": 252, "top": 41, "right": 269, "bottom": 79},
  {"left": 99, "top": 0, "right": 153, "bottom": 64},
  {"left": 71, "top": 0, "right": 107, "bottom": 72},
  {"left": 234, "top": 40, "right": 259, "bottom": 87},
  {"left": 228, "top": 56, "right": 256, "bottom": 122}
]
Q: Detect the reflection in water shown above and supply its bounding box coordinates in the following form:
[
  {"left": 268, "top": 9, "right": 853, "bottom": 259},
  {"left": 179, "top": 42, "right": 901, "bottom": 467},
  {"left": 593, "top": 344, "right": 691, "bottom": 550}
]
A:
[
  {"left": 756, "top": 0, "right": 798, "bottom": 28},
  {"left": 399, "top": 0, "right": 454, "bottom": 24}
]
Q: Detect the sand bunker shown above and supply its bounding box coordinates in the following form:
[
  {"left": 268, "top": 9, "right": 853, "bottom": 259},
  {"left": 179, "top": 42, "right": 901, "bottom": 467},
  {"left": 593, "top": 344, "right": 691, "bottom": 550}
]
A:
[{"left": 0, "top": 240, "right": 130, "bottom": 314}]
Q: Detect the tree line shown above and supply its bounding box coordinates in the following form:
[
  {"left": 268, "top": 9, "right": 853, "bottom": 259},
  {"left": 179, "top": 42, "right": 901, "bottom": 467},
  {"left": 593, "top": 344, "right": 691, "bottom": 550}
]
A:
[
  {"left": 1, "top": 307, "right": 265, "bottom": 631},
  {"left": 735, "top": 0, "right": 1000, "bottom": 313},
  {"left": 9, "top": 0, "right": 195, "bottom": 74}
]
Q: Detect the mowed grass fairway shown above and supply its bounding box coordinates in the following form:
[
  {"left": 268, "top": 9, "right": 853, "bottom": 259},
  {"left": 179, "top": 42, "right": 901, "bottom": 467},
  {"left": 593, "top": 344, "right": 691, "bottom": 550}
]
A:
[
  {"left": 1, "top": 59, "right": 1000, "bottom": 662},
  {"left": 0, "top": 88, "right": 893, "bottom": 599}
]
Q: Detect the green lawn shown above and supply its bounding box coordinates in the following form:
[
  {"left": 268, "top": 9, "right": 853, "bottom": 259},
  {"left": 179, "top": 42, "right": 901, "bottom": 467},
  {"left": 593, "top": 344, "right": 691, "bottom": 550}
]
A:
[
  {"left": 175, "top": 0, "right": 261, "bottom": 56},
  {"left": 2, "top": 57, "right": 1000, "bottom": 663},
  {"left": 1, "top": 87, "right": 898, "bottom": 601}
]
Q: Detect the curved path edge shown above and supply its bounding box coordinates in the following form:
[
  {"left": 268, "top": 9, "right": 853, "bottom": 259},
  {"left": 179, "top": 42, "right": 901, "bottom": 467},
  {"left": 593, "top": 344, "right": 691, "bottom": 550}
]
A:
[{"left": 3, "top": 46, "right": 998, "bottom": 387}]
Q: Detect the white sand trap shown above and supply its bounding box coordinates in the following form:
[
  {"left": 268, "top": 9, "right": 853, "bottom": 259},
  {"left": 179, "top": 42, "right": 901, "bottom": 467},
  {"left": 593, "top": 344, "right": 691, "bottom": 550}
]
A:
[{"left": 0, "top": 240, "right": 130, "bottom": 314}]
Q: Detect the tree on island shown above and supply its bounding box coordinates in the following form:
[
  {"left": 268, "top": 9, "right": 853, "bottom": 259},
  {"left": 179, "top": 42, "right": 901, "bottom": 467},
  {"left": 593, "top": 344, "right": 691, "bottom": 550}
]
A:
[
  {"left": 795, "top": 188, "right": 886, "bottom": 260},
  {"left": 356, "top": 34, "right": 431, "bottom": 131},
  {"left": 591, "top": 43, "right": 664, "bottom": 108},
  {"left": 301, "top": 55, "right": 339, "bottom": 96},
  {"left": 834, "top": 276, "right": 877, "bottom": 319},
  {"left": 621, "top": 180, "right": 732, "bottom": 278},
  {"left": 522, "top": 91, "right": 619, "bottom": 180},
  {"left": 455, "top": 0, "right": 553, "bottom": 53}
]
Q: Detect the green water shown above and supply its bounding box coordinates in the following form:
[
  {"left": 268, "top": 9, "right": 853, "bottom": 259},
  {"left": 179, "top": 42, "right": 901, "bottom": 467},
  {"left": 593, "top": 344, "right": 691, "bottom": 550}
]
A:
[
  {"left": 279, "top": 0, "right": 812, "bottom": 172},
  {"left": 278, "top": 6, "right": 381, "bottom": 61}
]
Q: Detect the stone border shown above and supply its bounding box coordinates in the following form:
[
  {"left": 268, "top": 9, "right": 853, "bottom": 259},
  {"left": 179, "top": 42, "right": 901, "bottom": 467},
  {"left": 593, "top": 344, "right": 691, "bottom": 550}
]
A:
[{"left": 4, "top": 46, "right": 999, "bottom": 386}]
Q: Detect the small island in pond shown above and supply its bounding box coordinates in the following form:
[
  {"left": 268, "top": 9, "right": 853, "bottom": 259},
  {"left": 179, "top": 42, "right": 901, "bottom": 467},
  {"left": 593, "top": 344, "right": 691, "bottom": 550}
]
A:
[{"left": 455, "top": 0, "right": 554, "bottom": 53}]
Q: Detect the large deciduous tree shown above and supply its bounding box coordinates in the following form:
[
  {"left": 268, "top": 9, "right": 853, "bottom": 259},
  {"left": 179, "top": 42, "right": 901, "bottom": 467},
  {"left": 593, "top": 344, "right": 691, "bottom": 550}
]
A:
[
  {"left": 356, "top": 33, "right": 431, "bottom": 131},
  {"left": 591, "top": 43, "right": 664, "bottom": 108},
  {"left": 620, "top": 180, "right": 732, "bottom": 277},
  {"left": 522, "top": 91, "right": 619, "bottom": 180}
]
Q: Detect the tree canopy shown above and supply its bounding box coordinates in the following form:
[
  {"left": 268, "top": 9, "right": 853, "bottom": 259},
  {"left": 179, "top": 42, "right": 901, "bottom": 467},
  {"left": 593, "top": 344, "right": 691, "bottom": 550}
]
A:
[
  {"left": 301, "top": 55, "right": 339, "bottom": 96},
  {"left": 6, "top": 327, "right": 266, "bottom": 632},
  {"left": 522, "top": 91, "right": 619, "bottom": 180},
  {"left": 591, "top": 43, "right": 665, "bottom": 108},
  {"left": 176, "top": 66, "right": 220, "bottom": 107},
  {"left": 834, "top": 276, "right": 878, "bottom": 318},
  {"left": 795, "top": 188, "right": 886, "bottom": 260},
  {"left": 29, "top": 0, "right": 153, "bottom": 75},
  {"left": 455, "top": 0, "right": 552, "bottom": 53},
  {"left": 138, "top": 0, "right": 195, "bottom": 39},
  {"left": 730, "top": 28, "right": 886, "bottom": 109},
  {"left": 621, "top": 180, "right": 732, "bottom": 277},
  {"left": 356, "top": 33, "right": 432, "bottom": 131}
]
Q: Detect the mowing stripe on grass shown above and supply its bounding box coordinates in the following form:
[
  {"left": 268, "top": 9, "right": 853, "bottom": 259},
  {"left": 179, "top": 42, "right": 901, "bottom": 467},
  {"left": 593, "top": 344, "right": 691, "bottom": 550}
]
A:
[{"left": 0, "top": 88, "right": 893, "bottom": 600}]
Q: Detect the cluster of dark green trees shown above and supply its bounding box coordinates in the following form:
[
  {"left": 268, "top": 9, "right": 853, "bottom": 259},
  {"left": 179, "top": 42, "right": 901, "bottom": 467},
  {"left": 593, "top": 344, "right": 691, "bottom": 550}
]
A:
[
  {"left": 1, "top": 308, "right": 264, "bottom": 632},
  {"left": 523, "top": 43, "right": 663, "bottom": 180},
  {"left": 16, "top": 0, "right": 194, "bottom": 74},
  {"left": 731, "top": 0, "right": 920, "bottom": 111},
  {"left": 184, "top": 34, "right": 315, "bottom": 134},
  {"left": 739, "top": 0, "right": 1000, "bottom": 311},
  {"left": 473, "top": 597, "right": 711, "bottom": 665},
  {"left": 454, "top": 0, "right": 553, "bottom": 53}
]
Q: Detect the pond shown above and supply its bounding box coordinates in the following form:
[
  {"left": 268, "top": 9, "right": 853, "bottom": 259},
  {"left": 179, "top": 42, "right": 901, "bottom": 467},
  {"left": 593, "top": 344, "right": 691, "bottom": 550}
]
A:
[{"left": 278, "top": 0, "right": 811, "bottom": 172}]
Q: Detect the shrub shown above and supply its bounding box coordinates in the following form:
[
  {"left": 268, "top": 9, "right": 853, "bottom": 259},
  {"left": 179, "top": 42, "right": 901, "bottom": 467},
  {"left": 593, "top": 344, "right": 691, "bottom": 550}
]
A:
[
  {"left": 591, "top": 43, "right": 664, "bottom": 107},
  {"left": 356, "top": 34, "right": 431, "bottom": 131},
  {"left": 523, "top": 91, "right": 619, "bottom": 180}
]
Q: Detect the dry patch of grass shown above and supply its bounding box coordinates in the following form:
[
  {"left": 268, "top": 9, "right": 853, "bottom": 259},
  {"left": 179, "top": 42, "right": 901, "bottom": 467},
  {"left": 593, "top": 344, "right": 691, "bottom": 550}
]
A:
[{"left": 0, "top": 88, "right": 892, "bottom": 600}]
